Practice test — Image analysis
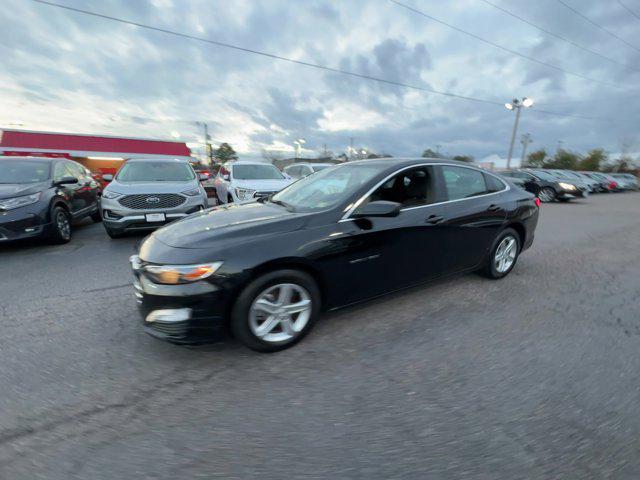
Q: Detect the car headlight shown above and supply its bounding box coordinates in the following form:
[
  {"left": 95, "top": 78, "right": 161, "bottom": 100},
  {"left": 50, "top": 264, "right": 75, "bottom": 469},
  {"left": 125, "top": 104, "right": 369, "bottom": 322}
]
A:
[
  {"left": 558, "top": 182, "right": 576, "bottom": 191},
  {"left": 181, "top": 188, "right": 202, "bottom": 196},
  {"left": 102, "top": 190, "right": 123, "bottom": 199},
  {"left": 143, "top": 262, "right": 223, "bottom": 284},
  {"left": 0, "top": 193, "right": 41, "bottom": 211},
  {"left": 235, "top": 187, "right": 256, "bottom": 200}
]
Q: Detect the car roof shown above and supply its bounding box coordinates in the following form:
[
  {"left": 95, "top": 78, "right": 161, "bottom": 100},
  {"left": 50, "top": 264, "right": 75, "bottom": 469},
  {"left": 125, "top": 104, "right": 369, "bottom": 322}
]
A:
[
  {"left": 288, "top": 162, "right": 336, "bottom": 167},
  {"left": 230, "top": 161, "right": 278, "bottom": 166},
  {"left": 125, "top": 157, "right": 190, "bottom": 163},
  {"left": 0, "top": 156, "right": 56, "bottom": 162}
]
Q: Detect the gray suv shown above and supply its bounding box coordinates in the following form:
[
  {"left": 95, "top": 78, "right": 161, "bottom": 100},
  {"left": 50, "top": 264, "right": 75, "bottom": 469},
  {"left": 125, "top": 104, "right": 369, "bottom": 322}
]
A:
[{"left": 101, "top": 158, "right": 208, "bottom": 238}]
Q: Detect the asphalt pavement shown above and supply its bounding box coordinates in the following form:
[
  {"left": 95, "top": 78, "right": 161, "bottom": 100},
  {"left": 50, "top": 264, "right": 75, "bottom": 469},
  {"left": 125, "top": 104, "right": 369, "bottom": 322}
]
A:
[{"left": 1, "top": 192, "right": 639, "bottom": 479}]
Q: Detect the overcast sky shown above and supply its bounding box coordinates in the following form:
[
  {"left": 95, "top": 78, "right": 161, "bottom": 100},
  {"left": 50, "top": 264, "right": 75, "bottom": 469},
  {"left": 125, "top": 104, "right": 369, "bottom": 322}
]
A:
[{"left": 1, "top": 0, "right": 639, "bottom": 165}]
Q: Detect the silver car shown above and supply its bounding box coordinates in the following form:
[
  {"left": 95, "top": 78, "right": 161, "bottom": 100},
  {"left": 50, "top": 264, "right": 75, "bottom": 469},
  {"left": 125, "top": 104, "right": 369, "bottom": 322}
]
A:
[{"left": 101, "top": 158, "right": 208, "bottom": 238}]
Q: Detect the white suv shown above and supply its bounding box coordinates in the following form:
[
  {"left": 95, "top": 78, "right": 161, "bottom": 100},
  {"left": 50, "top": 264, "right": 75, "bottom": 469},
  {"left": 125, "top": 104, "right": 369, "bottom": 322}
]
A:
[{"left": 213, "top": 161, "right": 294, "bottom": 204}]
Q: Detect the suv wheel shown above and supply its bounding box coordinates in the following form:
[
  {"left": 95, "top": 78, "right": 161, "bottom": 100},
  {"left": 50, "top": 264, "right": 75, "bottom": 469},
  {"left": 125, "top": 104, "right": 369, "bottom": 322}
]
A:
[
  {"left": 481, "top": 228, "right": 520, "bottom": 279},
  {"left": 49, "top": 206, "right": 72, "bottom": 244},
  {"left": 104, "top": 226, "right": 124, "bottom": 239},
  {"left": 90, "top": 209, "right": 102, "bottom": 223},
  {"left": 231, "top": 270, "right": 320, "bottom": 352},
  {"left": 227, "top": 194, "right": 233, "bottom": 203}
]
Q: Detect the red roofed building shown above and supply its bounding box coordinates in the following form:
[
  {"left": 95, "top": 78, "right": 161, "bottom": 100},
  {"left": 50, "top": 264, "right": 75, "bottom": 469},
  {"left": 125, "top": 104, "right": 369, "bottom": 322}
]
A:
[{"left": 0, "top": 129, "right": 192, "bottom": 182}]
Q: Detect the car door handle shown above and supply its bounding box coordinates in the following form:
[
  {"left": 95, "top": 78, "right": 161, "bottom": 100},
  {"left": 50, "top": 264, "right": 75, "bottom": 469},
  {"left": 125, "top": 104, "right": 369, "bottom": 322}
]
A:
[
  {"left": 487, "top": 204, "right": 501, "bottom": 212},
  {"left": 425, "top": 215, "right": 444, "bottom": 224}
]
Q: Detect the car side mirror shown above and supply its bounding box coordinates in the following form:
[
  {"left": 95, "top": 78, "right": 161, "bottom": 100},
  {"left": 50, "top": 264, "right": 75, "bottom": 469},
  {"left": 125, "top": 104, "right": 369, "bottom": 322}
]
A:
[
  {"left": 102, "top": 174, "right": 114, "bottom": 182},
  {"left": 222, "top": 174, "right": 230, "bottom": 181},
  {"left": 199, "top": 173, "right": 209, "bottom": 182},
  {"left": 56, "top": 176, "right": 79, "bottom": 185},
  {"left": 352, "top": 200, "right": 401, "bottom": 218}
]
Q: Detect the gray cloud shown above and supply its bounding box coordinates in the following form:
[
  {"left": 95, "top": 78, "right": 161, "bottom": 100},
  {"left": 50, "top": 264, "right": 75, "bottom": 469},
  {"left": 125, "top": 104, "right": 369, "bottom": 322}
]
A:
[{"left": 1, "top": 0, "right": 639, "bottom": 163}]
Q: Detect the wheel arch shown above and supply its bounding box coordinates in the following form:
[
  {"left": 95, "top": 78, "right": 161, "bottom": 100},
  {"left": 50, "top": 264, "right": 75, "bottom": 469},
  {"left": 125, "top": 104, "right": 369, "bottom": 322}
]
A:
[
  {"left": 49, "top": 198, "right": 71, "bottom": 221},
  {"left": 244, "top": 258, "right": 327, "bottom": 309},
  {"left": 504, "top": 222, "right": 525, "bottom": 251}
]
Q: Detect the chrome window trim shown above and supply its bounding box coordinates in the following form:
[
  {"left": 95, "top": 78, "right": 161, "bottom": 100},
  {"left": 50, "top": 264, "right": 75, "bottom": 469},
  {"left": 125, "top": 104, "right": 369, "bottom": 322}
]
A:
[{"left": 339, "top": 162, "right": 510, "bottom": 222}]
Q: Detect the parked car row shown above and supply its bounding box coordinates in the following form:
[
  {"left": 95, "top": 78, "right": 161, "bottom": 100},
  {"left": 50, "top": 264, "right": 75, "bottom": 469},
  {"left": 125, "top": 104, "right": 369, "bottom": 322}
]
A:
[{"left": 499, "top": 168, "right": 638, "bottom": 203}]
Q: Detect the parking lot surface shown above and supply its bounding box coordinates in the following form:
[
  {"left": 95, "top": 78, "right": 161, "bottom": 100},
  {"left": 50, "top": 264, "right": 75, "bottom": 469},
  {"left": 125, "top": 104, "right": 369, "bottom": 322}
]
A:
[{"left": 1, "top": 193, "right": 639, "bottom": 479}]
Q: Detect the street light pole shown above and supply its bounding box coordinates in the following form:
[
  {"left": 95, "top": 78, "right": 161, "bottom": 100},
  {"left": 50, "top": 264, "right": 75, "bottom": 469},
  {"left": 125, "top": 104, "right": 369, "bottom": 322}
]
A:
[
  {"left": 520, "top": 133, "right": 532, "bottom": 165},
  {"left": 504, "top": 97, "right": 534, "bottom": 169}
]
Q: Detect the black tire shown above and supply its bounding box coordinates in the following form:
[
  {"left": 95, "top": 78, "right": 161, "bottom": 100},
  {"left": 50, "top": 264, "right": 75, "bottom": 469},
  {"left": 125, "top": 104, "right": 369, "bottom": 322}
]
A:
[
  {"left": 49, "top": 205, "right": 72, "bottom": 244},
  {"left": 90, "top": 209, "right": 102, "bottom": 223},
  {"left": 227, "top": 194, "right": 233, "bottom": 204},
  {"left": 104, "top": 225, "right": 124, "bottom": 239},
  {"left": 480, "top": 228, "right": 521, "bottom": 279},
  {"left": 539, "top": 187, "right": 556, "bottom": 203},
  {"left": 230, "top": 269, "right": 321, "bottom": 352}
]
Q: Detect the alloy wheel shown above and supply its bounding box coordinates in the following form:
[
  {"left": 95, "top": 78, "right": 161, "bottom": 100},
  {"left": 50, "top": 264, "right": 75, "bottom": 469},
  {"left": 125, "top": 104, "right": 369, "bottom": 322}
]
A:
[
  {"left": 494, "top": 236, "right": 517, "bottom": 273},
  {"left": 56, "top": 211, "right": 71, "bottom": 241},
  {"left": 538, "top": 187, "right": 555, "bottom": 203},
  {"left": 249, "top": 283, "right": 312, "bottom": 343}
]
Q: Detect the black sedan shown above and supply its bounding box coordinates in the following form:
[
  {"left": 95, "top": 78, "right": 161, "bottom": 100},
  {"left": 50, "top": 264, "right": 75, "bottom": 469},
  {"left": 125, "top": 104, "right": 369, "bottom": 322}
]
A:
[
  {"left": 0, "top": 156, "right": 102, "bottom": 243},
  {"left": 132, "top": 158, "right": 539, "bottom": 352},
  {"left": 500, "top": 169, "right": 583, "bottom": 202}
]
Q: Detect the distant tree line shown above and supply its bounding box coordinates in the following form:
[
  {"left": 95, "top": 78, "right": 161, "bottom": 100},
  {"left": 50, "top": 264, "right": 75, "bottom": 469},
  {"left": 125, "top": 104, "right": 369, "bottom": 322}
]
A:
[
  {"left": 523, "top": 148, "right": 635, "bottom": 172},
  {"left": 421, "top": 148, "right": 474, "bottom": 163}
]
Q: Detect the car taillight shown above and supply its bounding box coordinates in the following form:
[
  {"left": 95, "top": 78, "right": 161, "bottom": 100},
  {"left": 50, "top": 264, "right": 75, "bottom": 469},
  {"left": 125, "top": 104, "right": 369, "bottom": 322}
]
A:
[
  {"left": 534, "top": 197, "right": 541, "bottom": 207},
  {"left": 610, "top": 181, "right": 617, "bottom": 189}
]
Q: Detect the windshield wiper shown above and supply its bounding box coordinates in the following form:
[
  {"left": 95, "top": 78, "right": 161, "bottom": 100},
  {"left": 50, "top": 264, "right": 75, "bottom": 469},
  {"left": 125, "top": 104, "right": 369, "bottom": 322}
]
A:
[{"left": 269, "top": 198, "right": 296, "bottom": 212}]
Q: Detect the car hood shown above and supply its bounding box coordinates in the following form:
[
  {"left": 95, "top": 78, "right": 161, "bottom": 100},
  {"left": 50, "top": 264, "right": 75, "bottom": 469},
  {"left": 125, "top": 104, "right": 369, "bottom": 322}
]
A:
[
  {"left": 232, "top": 178, "right": 293, "bottom": 192},
  {"left": 0, "top": 181, "right": 49, "bottom": 199},
  {"left": 105, "top": 180, "right": 198, "bottom": 194},
  {"left": 142, "top": 201, "right": 306, "bottom": 253}
]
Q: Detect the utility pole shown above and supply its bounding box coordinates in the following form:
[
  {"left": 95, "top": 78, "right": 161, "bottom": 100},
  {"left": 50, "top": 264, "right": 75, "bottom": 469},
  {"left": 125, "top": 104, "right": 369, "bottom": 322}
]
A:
[
  {"left": 505, "top": 97, "right": 534, "bottom": 169},
  {"left": 195, "top": 121, "right": 213, "bottom": 165},
  {"left": 520, "top": 133, "right": 532, "bottom": 166}
]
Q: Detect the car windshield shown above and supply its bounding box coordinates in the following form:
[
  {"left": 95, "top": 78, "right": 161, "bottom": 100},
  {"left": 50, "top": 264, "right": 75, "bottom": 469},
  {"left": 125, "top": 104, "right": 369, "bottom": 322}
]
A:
[
  {"left": 116, "top": 162, "right": 195, "bottom": 182},
  {"left": 271, "top": 162, "right": 387, "bottom": 213},
  {"left": 233, "top": 164, "right": 284, "bottom": 180},
  {"left": 0, "top": 160, "right": 51, "bottom": 183},
  {"left": 529, "top": 170, "right": 557, "bottom": 181}
]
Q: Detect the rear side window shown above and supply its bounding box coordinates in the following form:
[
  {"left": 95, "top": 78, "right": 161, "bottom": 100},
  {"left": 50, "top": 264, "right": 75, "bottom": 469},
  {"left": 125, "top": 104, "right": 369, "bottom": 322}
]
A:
[
  {"left": 441, "top": 166, "right": 488, "bottom": 200},
  {"left": 484, "top": 173, "right": 507, "bottom": 193}
]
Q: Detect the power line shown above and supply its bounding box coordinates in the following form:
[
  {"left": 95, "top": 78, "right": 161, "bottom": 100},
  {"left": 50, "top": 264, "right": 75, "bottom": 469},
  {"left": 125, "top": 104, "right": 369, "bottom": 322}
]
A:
[
  {"left": 555, "top": 0, "right": 640, "bottom": 53},
  {"left": 30, "top": 0, "right": 503, "bottom": 107},
  {"left": 30, "top": 0, "right": 611, "bottom": 123},
  {"left": 390, "top": 0, "right": 622, "bottom": 88},
  {"left": 479, "top": 0, "right": 636, "bottom": 71},
  {"left": 617, "top": 0, "right": 640, "bottom": 23}
]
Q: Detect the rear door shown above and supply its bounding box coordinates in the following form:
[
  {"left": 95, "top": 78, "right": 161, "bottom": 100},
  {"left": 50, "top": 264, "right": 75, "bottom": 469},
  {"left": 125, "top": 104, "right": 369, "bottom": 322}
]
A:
[{"left": 436, "top": 165, "right": 508, "bottom": 273}]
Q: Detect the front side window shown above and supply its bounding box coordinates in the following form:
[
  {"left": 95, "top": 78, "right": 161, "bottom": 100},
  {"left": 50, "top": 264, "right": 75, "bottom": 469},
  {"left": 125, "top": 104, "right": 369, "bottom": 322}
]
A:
[
  {"left": 366, "top": 167, "right": 436, "bottom": 208},
  {"left": 0, "top": 160, "right": 51, "bottom": 184},
  {"left": 442, "top": 166, "right": 488, "bottom": 200},
  {"left": 116, "top": 161, "right": 195, "bottom": 182},
  {"left": 232, "top": 164, "right": 283, "bottom": 180}
]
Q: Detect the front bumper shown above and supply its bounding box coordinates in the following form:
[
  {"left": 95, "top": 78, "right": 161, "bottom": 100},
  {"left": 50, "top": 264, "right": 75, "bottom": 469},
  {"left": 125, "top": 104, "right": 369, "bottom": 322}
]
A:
[
  {"left": 132, "top": 267, "right": 231, "bottom": 344},
  {"left": 101, "top": 195, "right": 206, "bottom": 232},
  {"left": 0, "top": 207, "right": 49, "bottom": 242}
]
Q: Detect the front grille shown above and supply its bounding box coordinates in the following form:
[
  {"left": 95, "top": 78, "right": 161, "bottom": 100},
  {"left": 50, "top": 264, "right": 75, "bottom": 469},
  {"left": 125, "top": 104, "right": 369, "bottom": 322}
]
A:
[
  {"left": 118, "top": 194, "right": 186, "bottom": 210},
  {"left": 253, "top": 191, "right": 277, "bottom": 198}
]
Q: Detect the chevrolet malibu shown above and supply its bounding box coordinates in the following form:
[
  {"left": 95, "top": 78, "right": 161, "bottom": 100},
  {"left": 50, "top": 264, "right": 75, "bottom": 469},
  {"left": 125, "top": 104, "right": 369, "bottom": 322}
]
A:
[{"left": 132, "top": 158, "right": 539, "bottom": 352}]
